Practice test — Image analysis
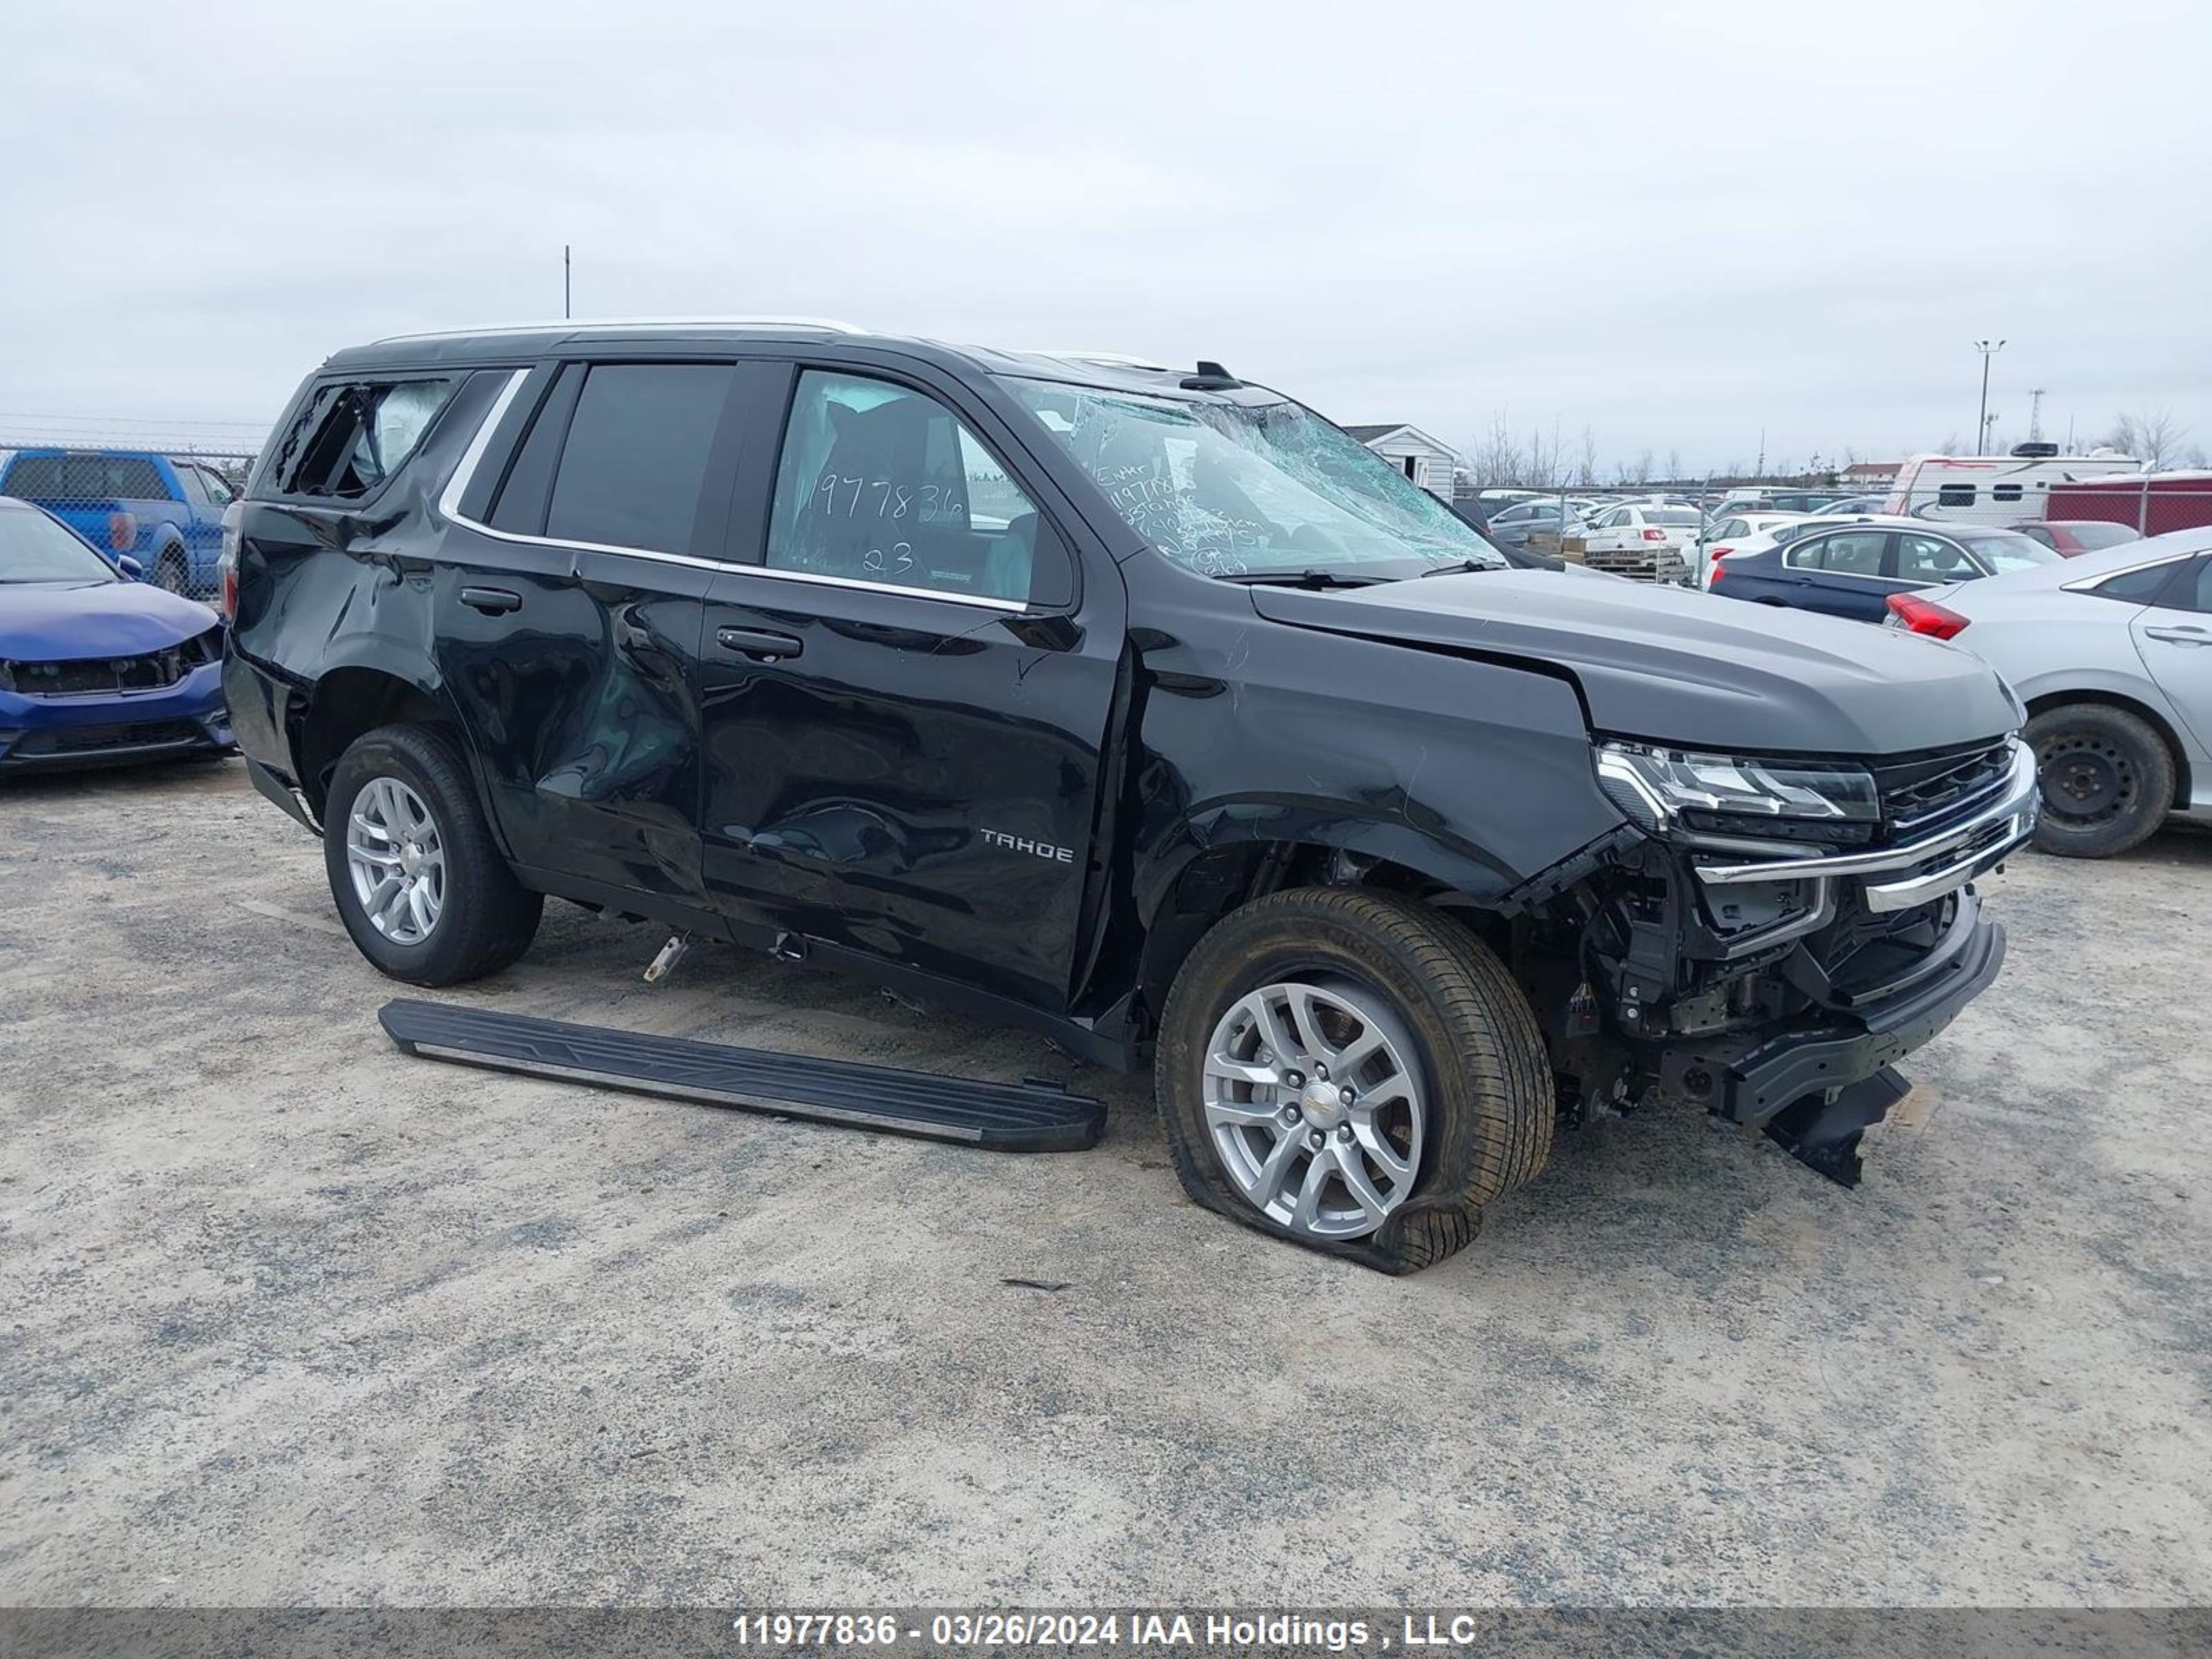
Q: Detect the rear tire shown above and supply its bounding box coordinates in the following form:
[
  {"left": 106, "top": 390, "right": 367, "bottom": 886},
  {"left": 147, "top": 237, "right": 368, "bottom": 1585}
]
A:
[
  {"left": 2026, "top": 703, "right": 2173, "bottom": 859},
  {"left": 323, "top": 723, "right": 541, "bottom": 984},
  {"left": 153, "top": 550, "right": 189, "bottom": 594},
  {"left": 1153, "top": 886, "right": 1552, "bottom": 1274}
]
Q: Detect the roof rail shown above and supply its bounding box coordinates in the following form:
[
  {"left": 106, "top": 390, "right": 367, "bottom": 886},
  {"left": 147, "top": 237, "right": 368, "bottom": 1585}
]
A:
[
  {"left": 370, "top": 315, "right": 869, "bottom": 346},
  {"left": 1033, "top": 348, "right": 1171, "bottom": 371}
]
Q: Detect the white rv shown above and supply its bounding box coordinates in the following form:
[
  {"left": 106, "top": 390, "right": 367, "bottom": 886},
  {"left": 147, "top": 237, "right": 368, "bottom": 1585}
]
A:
[{"left": 1880, "top": 444, "right": 2142, "bottom": 525}]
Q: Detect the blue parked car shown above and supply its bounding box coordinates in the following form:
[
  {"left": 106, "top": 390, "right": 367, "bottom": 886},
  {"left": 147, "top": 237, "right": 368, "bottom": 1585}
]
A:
[
  {"left": 1706, "top": 514, "right": 2059, "bottom": 621},
  {"left": 0, "top": 448, "right": 236, "bottom": 598},
  {"left": 0, "top": 496, "right": 234, "bottom": 771}
]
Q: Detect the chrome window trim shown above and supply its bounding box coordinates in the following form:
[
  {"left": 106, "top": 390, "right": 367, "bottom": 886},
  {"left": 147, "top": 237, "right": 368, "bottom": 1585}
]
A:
[
  {"left": 435, "top": 369, "right": 530, "bottom": 522},
  {"left": 433, "top": 368, "right": 1031, "bottom": 615}
]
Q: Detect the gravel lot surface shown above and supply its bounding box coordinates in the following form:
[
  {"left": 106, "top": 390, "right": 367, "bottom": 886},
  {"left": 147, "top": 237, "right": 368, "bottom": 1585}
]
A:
[{"left": 3, "top": 759, "right": 2208, "bottom": 1607}]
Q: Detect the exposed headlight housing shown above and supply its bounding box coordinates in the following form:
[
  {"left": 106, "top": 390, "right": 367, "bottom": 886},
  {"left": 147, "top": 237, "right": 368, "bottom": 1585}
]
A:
[{"left": 1597, "top": 741, "right": 1880, "bottom": 842}]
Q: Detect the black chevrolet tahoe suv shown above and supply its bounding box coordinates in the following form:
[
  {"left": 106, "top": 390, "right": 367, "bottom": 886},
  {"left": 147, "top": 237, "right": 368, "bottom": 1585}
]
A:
[{"left": 223, "top": 320, "right": 2036, "bottom": 1272}]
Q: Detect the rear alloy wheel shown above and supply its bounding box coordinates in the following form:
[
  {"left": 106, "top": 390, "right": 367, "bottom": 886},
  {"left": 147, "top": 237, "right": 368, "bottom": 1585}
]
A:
[
  {"left": 1155, "top": 887, "right": 1552, "bottom": 1273},
  {"left": 324, "top": 723, "right": 543, "bottom": 984},
  {"left": 345, "top": 776, "right": 447, "bottom": 946},
  {"left": 2026, "top": 703, "right": 2173, "bottom": 859}
]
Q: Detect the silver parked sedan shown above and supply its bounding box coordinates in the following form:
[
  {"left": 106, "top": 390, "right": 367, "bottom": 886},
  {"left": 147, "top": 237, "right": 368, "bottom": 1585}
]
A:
[{"left": 1884, "top": 527, "right": 2212, "bottom": 857}]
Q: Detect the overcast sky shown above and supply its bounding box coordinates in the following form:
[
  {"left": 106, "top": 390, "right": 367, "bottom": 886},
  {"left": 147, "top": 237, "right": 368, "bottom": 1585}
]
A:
[{"left": 4, "top": 0, "right": 2209, "bottom": 474}]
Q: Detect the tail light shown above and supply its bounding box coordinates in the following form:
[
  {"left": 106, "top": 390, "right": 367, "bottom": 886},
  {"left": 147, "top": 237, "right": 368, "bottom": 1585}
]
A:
[
  {"left": 1642, "top": 527, "right": 1667, "bottom": 541},
  {"left": 107, "top": 511, "right": 138, "bottom": 554},
  {"left": 1886, "top": 592, "right": 1969, "bottom": 639},
  {"left": 1707, "top": 559, "right": 1727, "bottom": 583},
  {"left": 217, "top": 503, "right": 243, "bottom": 621},
  {"left": 1708, "top": 545, "right": 1735, "bottom": 559}
]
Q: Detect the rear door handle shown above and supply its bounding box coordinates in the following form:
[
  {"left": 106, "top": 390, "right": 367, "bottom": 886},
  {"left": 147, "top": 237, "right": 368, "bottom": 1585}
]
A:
[
  {"left": 460, "top": 585, "right": 523, "bottom": 615},
  {"left": 717, "top": 626, "right": 803, "bottom": 662},
  {"left": 2143, "top": 626, "right": 2210, "bottom": 646}
]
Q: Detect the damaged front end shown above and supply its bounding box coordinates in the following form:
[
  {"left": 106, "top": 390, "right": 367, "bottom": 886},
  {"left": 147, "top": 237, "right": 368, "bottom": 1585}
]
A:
[{"left": 1522, "top": 733, "right": 2037, "bottom": 1185}]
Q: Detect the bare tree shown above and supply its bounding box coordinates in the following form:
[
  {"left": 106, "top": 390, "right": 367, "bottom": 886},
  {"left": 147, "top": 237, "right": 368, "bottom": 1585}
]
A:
[
  {"left": 2106, "top": 409, "right": 2191, "bottom": 469},
  {"left": 1524, "top": 419, "right": 1566, "bottom": 489},
  {"left": 1574, "top": 425, "right": 1600, "bottom": 489},
  {"left": 1633, "top": 448, "right": 1653, "bottom": 485},
  {"left": 1665, "top": 447, "right": 1682, "bottom": 485},
  {"left": 1469, "top": 409, "right": 1526, "bottom": 486}
]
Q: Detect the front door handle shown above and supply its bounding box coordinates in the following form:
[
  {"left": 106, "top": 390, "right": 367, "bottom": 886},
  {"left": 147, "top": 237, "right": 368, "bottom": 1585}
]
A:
[
  {"left": 460, "top": 585, "right": 523, "bottom": 615},
  {"left": 717, "top": 626, "right": 803, "bottom": 663},
  {"left": 2143, "top": 626, "right": 2211, "bottom": 646}
]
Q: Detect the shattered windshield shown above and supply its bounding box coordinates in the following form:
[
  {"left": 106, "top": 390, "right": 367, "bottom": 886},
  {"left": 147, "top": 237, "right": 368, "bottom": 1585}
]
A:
[{"left": 1005, "top": 378, "right": 1503, "bottom": 578}]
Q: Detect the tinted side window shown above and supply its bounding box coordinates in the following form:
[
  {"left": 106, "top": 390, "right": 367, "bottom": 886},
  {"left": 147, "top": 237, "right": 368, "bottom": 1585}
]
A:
[
  {"left": 114, "top": 458, "right": 168, "bottom": 497},
  {"left": 2014, "top": 524, "right": 2057, "bottom": 550},
  {"left": 487, "top": 366, "right": 582, "bottom": 537},
  {"left": 543, "top": 364, "right": 738, "bottom": 556},
  {"left": 765, "top": 370, "right": 1054, "bottom": 604},
  {"left": 1790, "top": 532, "right": 1885, "bottom": 575},
  {"left": 48, "top": 455, "right": 166, "bottom": 498},
  {"left": 2168, "top": 556, "right": 2212, "bottom": 614},
  {"left": 2086, "top": 558, "right": 2188, "bottom": 606},
  {"left": 3, "top": 455, "right": 66, "bottom": 496},
  {"left": 1895, "top": 534, "right": 1975, "bottom": 583},
  {"left": 1937, "top": 483, "right": 1976, "bottom": 507},
  {"left": 176, "top": 465, "right": 213, "bottom": 506}
]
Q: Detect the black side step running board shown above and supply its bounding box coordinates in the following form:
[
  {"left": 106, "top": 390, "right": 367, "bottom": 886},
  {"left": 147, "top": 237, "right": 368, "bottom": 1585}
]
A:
[{"left": 377, "top": 999, "right": 1105, "bottom": 1152}]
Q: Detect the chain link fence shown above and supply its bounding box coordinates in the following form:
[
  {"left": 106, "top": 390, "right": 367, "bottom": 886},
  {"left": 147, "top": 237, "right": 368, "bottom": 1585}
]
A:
[
  {"left": 1449, "top": 470, "right": 2212, "bottom": 591},
  {"left": 1, "top": 420, "right": 263, "bottom": 601}
]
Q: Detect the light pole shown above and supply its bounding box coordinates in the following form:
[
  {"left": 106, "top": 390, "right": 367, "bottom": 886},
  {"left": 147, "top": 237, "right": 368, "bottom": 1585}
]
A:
[{"left": 1974, "top": 339, "right": 2005, "bottom": 455}]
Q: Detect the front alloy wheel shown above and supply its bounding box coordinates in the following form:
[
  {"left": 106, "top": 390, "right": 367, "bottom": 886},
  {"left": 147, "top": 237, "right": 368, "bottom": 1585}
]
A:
[
  {"left": 1201, "top": 978, "right": 1425, "bottom": 1240},
  {"left": 1153, "top": 886, "right": 1553, "bottom": 1273}
]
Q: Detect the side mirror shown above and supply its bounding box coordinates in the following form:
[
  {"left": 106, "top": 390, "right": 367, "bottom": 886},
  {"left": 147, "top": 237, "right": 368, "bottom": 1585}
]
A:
[{"left": 117, "top": 554, "right": 144, "bottom": 581}]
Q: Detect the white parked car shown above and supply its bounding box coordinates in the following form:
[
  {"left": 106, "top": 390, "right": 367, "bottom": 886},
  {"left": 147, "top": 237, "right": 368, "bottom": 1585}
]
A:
[
  {"left": 1577, "top": 502, "right": 1700, "bottom": 581},
  {"left": 1693, "top": 511, "right": 1815, "bottom": 585},
  {"left": 1884, "top": 527, "right": 2212, "bottom": 857}
]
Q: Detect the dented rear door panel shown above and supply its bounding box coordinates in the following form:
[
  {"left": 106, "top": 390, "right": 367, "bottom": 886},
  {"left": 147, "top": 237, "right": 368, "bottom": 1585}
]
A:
[{"left": 429, "top": 516, "right": 713, "bottom": 903}]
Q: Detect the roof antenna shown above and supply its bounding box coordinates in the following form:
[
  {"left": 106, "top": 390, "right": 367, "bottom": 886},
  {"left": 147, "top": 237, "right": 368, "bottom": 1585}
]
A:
[{"left": 1181, "top": 359, "right": 1241, "bottom": 391}]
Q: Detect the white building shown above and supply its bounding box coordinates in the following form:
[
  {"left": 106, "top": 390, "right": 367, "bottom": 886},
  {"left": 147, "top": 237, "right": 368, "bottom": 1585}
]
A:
[{"left": 1342, "top": 423, "right": 1460, "bottom": 499}]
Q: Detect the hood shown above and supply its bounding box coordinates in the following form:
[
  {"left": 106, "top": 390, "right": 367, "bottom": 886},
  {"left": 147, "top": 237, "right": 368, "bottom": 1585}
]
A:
[
  {"left": 0, "top": 580, "right": 219, "bottom": 660},
  {"left": 1249, "top": 569, "right": 2021, "bottom": 757}
]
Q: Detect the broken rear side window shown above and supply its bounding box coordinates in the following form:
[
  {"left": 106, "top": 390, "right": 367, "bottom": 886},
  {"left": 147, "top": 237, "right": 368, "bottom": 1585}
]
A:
[{"left": 279, "top": 379, "right": 453, "bottom": 498}]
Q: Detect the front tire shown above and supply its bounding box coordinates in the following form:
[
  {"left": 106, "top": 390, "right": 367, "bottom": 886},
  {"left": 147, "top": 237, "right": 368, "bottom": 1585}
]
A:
[
  {"left": 1153, "top": 887, "right": 1552, "bottom": 1274},
  {"left": 323, "top": 723, "right": 542, "bottom": 984},
  {"left": 2026, "top": 703, "right": 2173, "bottom": 859},
  {"left": 153, "top": 549, "right": 190, "bottom": 594}
]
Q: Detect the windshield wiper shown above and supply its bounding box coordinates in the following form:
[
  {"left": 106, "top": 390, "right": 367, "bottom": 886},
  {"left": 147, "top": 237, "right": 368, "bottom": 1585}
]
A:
[
  {"left": 1413, "top": 558, "right": 1494, "bottom": 579},
  {"left": 1216, "top": 568, "right": 1390, "bottom": 589}
]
